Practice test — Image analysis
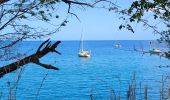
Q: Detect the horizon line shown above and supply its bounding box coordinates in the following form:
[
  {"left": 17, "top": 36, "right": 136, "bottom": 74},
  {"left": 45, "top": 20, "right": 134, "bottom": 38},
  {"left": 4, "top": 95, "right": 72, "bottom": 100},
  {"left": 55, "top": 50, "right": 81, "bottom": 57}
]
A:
[{"left": 24, "top": 39, "right": 157, "bottom": 41}]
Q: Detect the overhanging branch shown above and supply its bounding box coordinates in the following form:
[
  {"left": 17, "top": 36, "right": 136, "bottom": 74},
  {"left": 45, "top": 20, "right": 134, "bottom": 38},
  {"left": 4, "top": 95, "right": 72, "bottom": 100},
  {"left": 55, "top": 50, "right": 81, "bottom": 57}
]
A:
[
  {"left": 0, "top": 39, "right": 61, "bottom": 78},
  {"left": 0, "top": 0, "right": 9, "bottom": 4}
]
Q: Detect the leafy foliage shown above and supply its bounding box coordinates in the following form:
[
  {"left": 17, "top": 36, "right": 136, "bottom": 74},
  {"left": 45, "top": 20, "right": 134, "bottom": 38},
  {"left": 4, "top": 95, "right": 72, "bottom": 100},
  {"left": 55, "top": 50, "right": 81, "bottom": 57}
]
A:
[{"left": 118, "top": 0, "right": 170, "bottom": 59}]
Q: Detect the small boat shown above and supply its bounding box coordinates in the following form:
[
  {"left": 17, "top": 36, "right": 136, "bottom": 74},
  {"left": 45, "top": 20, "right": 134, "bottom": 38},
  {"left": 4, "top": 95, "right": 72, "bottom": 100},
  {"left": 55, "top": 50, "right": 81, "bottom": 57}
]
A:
[
  {"left": 149, "top": 41, "right": 162, "bottom": 54},
  {"left": 78, "top": 50, "right": 91, "bottom": 57},
  {"left": 149, "top": 48, "right": 162, "bottom": 54},
  {"left": 78, "top": 33, "right": 91, "bottom": 58},
  {"left": 113, "top": 43, "right": 121, "bottom": 48}
]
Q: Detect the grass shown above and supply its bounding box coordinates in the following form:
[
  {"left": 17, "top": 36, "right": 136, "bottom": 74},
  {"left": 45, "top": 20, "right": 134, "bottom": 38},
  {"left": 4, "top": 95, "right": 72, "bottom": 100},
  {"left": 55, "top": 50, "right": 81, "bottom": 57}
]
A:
[{"left": 89, "top": 73, "right": 170, "bottom": 100}]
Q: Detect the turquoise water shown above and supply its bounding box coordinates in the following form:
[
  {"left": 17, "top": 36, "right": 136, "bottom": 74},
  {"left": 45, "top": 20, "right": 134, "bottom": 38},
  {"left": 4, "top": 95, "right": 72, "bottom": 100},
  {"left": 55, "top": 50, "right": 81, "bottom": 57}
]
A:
[{"left": 0, "top": 40, "right": 170, "bottom": 100}]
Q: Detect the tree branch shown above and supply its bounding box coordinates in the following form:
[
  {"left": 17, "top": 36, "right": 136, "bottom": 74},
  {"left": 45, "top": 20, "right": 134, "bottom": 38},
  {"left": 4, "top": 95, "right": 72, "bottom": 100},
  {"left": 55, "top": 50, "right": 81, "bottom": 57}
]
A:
[
  {"left": 0, "top": 0, "right": 9, "bottom": 4},
  {"left": 0, "top": 39, "right": 61, "bottom": 78}
]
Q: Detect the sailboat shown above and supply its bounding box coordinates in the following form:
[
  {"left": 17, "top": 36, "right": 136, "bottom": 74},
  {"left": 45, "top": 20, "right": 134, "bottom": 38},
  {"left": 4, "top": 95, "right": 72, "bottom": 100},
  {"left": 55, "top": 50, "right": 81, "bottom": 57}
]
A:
[
  {"left": 149, "top": 48, "right": 162, "bottom": 54},
  {"left": 113, "top": 43, "right": 121, "bottom": 48},
  {"left": 78, "top": 33, "right": 91, "bottom": 57},
  {"left": 149, "top": 41, "right": 162, "bottom": 54},
  {"left": 113, "top": 41, "right": 121, "bottom": 48}
]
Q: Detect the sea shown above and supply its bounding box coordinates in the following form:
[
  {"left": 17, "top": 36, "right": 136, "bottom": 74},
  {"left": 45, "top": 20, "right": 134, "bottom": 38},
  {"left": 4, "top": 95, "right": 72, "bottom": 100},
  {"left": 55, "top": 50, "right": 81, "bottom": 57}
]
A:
[{"left": 0, "top": 40, "right": 170, "bottom": 100}]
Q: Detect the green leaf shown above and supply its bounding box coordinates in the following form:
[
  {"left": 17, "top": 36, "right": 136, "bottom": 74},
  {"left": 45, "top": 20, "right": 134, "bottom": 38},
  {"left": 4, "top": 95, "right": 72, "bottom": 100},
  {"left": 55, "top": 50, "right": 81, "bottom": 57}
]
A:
[
  {"left": 155, "top": 0, "right": 166, "bottom": 3},
  {"left": 119, "top": 25, "right": 123, "bottom": 30},
  {"left": 127, "top": 24, "right": 134, "bottom": 33},
  {"left": 128, "top": 8, "right": 132, "bottom": 14},
  {"left": 56, "top": 15, "right": 59, "bottom": 18},
  {"left": 154, "top": 15, "right": 158, "bottom": 19},
  {"left": 130, "top": 18, "right": 135, "bottom": 22},
  {"left": 19, "top": 15, "right": 27, "bottom": 19},
  {"left": 40, "top": 0, "right": 45, "bottom": 3},
  {"left": 61, "top": 23, "right": 66, "bottom": 26}
]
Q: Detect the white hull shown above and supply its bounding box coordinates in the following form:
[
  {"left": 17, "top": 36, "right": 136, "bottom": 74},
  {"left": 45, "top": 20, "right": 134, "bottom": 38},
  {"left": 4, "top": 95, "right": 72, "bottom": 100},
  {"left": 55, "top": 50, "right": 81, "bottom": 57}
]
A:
[
  {"left": 149, "top": 48, "right": 162, "bottom": 53},
  {"left": 113, "top": 44, "right": 121, "bottom": 48},
  {"left": 78, "top": 51, "right": 90, "bottom": 57}
]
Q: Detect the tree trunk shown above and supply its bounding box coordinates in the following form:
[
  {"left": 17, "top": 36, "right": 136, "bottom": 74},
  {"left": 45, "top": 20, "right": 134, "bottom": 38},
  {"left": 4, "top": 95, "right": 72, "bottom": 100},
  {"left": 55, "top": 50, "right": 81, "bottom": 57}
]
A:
[{"left": 0, "top": 39, "right": 61, "bottom": 78}]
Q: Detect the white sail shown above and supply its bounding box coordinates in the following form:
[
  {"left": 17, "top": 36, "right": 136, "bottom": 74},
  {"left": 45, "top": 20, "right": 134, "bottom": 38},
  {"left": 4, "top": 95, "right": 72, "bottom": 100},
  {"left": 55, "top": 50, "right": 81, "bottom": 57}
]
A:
[
  {"left": 80, "top": 33, "right": 83, "bottom": 51},
  {"left": 78, "top": 33, "right": 91, "bottom": 57}
]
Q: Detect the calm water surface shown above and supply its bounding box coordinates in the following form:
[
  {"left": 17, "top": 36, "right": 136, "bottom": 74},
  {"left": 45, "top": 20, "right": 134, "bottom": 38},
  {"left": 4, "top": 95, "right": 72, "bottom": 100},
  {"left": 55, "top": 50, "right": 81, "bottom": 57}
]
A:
[{"left": 0, "top": 40, "right": 170, "bottom": 100}]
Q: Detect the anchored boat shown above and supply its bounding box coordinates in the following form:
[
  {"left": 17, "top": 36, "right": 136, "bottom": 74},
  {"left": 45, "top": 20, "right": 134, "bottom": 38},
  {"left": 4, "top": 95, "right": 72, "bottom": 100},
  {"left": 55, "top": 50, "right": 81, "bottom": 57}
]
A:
[
  {"left": 149, "top": 48, "right": 162, "bottom": 54},
  {"left": 113, "top": 43, "right": 121, "bottom": 48},
  {"left": 78, "top": 33, "right": 91, "bottom": 57}
]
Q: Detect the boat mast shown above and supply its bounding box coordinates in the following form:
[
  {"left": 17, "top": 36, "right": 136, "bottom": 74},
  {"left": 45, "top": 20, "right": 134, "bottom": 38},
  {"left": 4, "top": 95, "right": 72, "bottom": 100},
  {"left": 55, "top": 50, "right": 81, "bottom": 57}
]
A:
[{"left": 80, "top": 33, "right": 83, "bottom": 51}]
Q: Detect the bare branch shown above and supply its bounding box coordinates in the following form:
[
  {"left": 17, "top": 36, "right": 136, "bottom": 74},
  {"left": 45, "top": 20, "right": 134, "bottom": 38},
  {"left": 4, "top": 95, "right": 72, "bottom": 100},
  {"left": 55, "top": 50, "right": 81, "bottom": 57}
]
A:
[
  {"left": 0, "top": 0, "right": 9, "bottom": 4},
  {"left": 0, "top": 40, "right": 61, "bottom": 78},
  {"left": 32, "top": 61, "right": 59, "bottom": 70}
]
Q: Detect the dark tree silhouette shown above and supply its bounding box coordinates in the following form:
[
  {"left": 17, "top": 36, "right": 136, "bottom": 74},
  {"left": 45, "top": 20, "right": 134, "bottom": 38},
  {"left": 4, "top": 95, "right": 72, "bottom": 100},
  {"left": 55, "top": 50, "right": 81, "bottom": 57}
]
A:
[{"left": 0, "top": 39, "right": 61, "bottom": 77}]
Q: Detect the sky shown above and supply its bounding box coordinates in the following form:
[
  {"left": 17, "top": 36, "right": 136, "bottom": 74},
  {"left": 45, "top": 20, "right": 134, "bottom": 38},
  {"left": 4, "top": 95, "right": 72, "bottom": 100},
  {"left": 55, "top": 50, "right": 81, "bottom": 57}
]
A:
[{"left": 43, "top": 0, "right": 161, "bottom": 40}]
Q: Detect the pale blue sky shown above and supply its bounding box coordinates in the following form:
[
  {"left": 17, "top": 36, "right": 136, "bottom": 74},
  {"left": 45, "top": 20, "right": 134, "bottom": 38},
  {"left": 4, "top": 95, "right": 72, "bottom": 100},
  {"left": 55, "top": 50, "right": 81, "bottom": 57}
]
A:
[{"left": 44, "top": 1, "right": 161, "bottom": 40}]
